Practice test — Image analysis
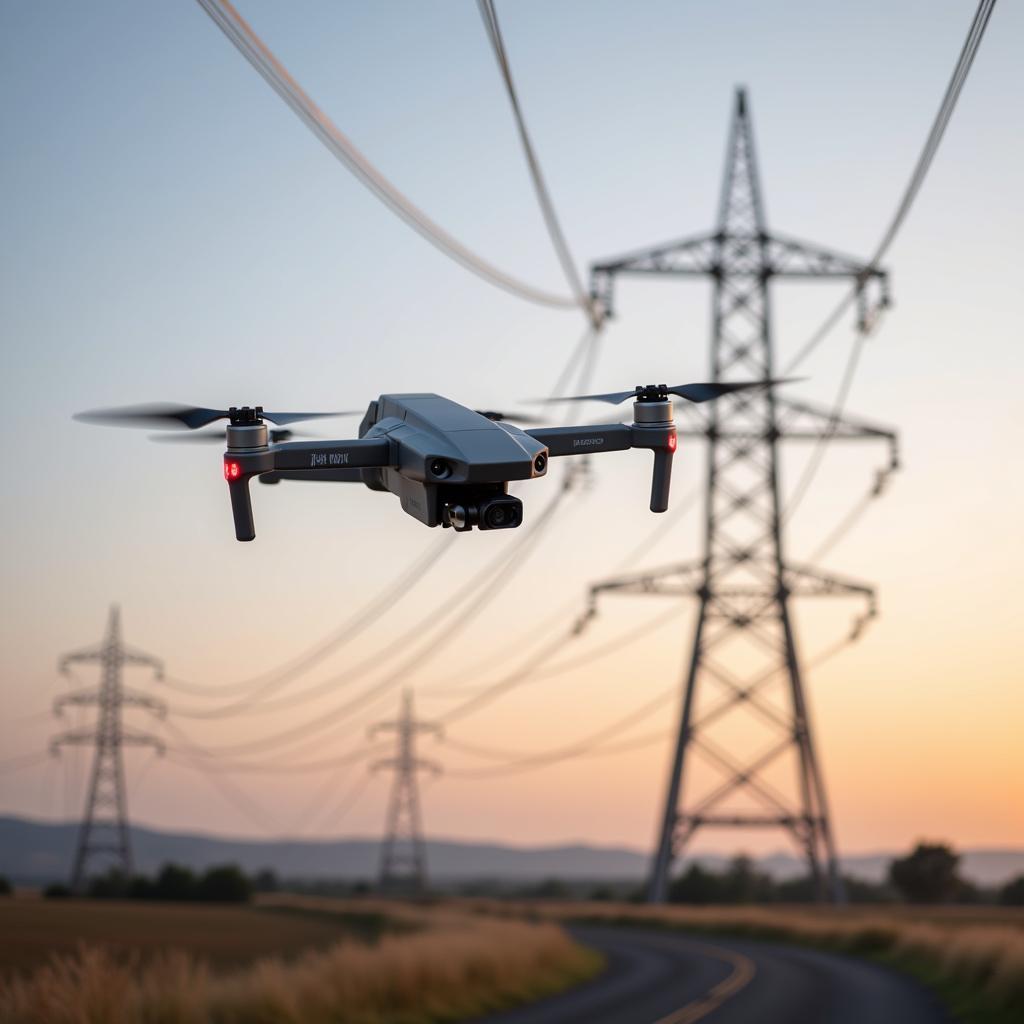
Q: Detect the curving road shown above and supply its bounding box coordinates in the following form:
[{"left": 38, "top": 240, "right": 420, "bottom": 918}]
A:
[{"left": 476, "top": 926, "right": 952, "bottom": 1024}]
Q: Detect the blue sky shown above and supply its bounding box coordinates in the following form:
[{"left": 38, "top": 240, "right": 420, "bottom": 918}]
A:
[{"left": 1, "top": 1, "right": 1021, "bottom": 853}]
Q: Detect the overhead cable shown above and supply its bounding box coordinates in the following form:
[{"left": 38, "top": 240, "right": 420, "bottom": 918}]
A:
[
  {"left": 477, "top": 0, "right": 599, "bottom": 326},
  {"left": 782, "top": 0, "right": 997, "bottom": 519},
  {"left": 162, "top": 535, "right": 453, "bottom": 704},
  {"left": 784, "top": 0, "right": 997, "bottom": 377},
  {"left": 195, "top": 0, "right": 579, "bottom": 311}
]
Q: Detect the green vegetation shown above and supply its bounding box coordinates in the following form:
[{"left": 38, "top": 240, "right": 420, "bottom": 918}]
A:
[
  {"left": 999, "top": 875, "right": 1024, "bottom": 907},
  {"left": 77, "top": 862, "right": 254, "bottom": 903}
]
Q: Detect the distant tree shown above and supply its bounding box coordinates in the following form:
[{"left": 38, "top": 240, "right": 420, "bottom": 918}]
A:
[
  {"left": 530, "top": 878, "right": 570, "bottom": 900},
  {"left": 88, "top": 868, "right": 131, "bottom": 899},
  {"left": 196, "top": 864, "right": 252, "bottom": 903},
  {"left": 0, "top": 875, "right": 12, "bottom": 896},
  {"left": 154, "top": 863, "right": 198, "bottom": 901},
  {"left": 720, "top": 854, "right": 774, "bottom": 903},
  {"left": 588, "top": 884, "right": 615, "bottom": 902},
  {"left": 999, "top": 874, "right": 1024, "bottom": 907},
  {"left": 127, "top": 875, "right": 156, "bottom": 900},
  {"left": 668, "top": 864, "right": 724, "bottom": 904},
  {"left": 774, "top": 874, "right": 816, "bottom": 903},
  {"left": 43, "top": 883, "right": 71, "bottom": 899},
  {"left": 843, "top": 875, "right": 898, "bottom": 904},
  {"left": 253, "top": 868, "right": 279, "bottom": 893},
  {"left": 889, "top": 842, "right": 963, "bottom": 903}
]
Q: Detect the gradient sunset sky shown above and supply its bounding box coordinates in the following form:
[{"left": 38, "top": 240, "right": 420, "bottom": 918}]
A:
[{"left": 1, "top": 0, "right": 1021, "bottom": 861}]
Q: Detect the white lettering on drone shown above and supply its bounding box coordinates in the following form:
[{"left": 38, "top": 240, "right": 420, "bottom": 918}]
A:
[
  {"left": 573, "top": 437, "right": 604, "bottom": 448},
  {"left": 310, "top": 452, "right": 351, "bottom": 467}
]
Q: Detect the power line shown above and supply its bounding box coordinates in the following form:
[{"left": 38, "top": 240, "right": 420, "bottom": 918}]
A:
[
  {"left": 438, "top": 602, "right": 682, "bottom": 725},
  {"left": 782, "top": 0, "right": 997, "bottom": 518},
  {"left": 445, "top": 686, "right": 677, "bottom": 779},
  {"left": 784, "top": 0, "right": 996, "bottom": 377},
  {"left": 162, "top": 535, "right": 453, "bottom": 702},
  {"left": 477, "top": 0, "right": 598, "bottom": 326},
  {"left": 195, "top": 0, "right": 580, "bottom": 311},
  {"left": 172, "top": 479, "right": 573, "bottom": 759}
]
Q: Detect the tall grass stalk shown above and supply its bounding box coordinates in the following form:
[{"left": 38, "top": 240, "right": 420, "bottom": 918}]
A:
[{"left": 0, "top": 911, "right": 599, "bottom": 1024}]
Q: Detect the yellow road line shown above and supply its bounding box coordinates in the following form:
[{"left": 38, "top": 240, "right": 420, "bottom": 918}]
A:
[{"left": 652, "top": 940, "right": 757, "bottom": 1024}]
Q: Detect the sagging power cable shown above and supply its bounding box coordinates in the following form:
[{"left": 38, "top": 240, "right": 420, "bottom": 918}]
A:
[
  {"left": 163, "top": 535, "right": 453, "bottom": 705},
  {"left": 784, "top": 0, "right": 996, "bottom": 377},
  {"left": 782, "top": 0, "right": 997, "bottom": 519},
  {"left": 477, "top": 0, "right": 599, "bottom": 327},
  {"left": 195, "top": 0, "right": 580, "bottom": 311},
  {"left": 174, "top": 480, "right": 574, "bottom": 759}
]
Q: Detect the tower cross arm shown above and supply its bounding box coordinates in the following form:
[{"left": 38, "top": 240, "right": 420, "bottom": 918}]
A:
[
  {"left": 371, "top": 756, "right": 442, "bottom": 776},
  {"left": 58, "top": 646, "right": 104, "bottom": 673},
  {"left": 575, "top": 559, "right": 705, "bottom": 633},
  {"left": 590, "top": 232, "right": 719, "bottom": 317},
  {"left": 120, "top": 644, "right": 165, "bottom": 677},
  {"left": 783, "top": 564, "right": 876, "bottom": 603},
  {"left": 53, "top": 687, "right": 167, "bottom": 718},
  {"left": 119, "top": 728, "right": 166, "bottom": 753},
  {"left": 764, "top": 231, "right": 887, "bottom": 281}
]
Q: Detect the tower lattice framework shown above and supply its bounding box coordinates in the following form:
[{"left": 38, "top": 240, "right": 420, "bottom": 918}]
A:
[
  {"left": 371, "top": 690, "right": 441, "bottom": 894},
  {"left": 51, "top": 606, "right": 165, "bottom": 891},
  {"left": 587, "top": 89, "right": 898, "bottom": 903}
]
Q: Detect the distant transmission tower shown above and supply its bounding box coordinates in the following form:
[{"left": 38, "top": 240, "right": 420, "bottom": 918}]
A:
[
  {"left": 51, "top": 605, "right": 166, "bottom": 891},
  {"left": 586, "top": 89, "right": 898, "bottom": 903},
  {"left": 371, "top": 690, "right": 441, "bottom": 894}
]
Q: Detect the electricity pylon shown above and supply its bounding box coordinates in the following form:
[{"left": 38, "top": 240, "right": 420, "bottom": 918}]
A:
[
  {"left": 586, "top": 88, "right": 899, "bottom": 903},
  {"left": 51, "top": 605, "right": 165, "bottom": 891},
  {"left": 370, "top": 690, "right": 441, "bottom": 894}
]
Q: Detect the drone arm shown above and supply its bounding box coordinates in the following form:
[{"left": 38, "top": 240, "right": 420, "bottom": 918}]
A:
[
  {"left": 526, "top": 418, "right": 676, "bottom": 512},
  {"left": 224, "top": 438, "right": 392, "bottom": 542},
  {"left": 526, "top": 423, "right": 633, "bottom": 457}
]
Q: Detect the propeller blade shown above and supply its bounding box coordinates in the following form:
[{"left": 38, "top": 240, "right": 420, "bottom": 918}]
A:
[
  {"left": 669, "top": 378, "right": 800, "bottom": 404},
  {"left": 75, "top": 403, "right": 363, "bottom": 431},
  {"left": 74, "top": 403, "right": 229, "bottom": 430},
  {"left": 476, "top": 409, "right": 548, "bottom": 426},
  {"left": 533, "top": 389, "right": 636, "bottom": 406},
  {"left": 533, "top": 378, "right": 801, "bottom": 406},
  {"left": 148, "top": 428, "right": 309, "bottom": 445}
]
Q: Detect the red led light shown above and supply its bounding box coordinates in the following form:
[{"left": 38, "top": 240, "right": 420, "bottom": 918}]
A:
[
  {"left": 224, "top": 461, "right": 241, "bottom": 481},
  {"left": 668, "top": 433, "right": 678, "bottom": 452}
]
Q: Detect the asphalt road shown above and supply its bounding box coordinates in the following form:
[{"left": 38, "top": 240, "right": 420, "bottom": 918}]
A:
[{"left": 475, "top": 926, "right": 952, "bottom": 1024}]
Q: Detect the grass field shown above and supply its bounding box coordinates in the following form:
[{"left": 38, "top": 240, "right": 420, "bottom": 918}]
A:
[
  {"left": 0, "top": 896, "right": 399, "bottom": 975},
  {"left": 0, "top": 895, "right": 600, "bottom": 1024}
]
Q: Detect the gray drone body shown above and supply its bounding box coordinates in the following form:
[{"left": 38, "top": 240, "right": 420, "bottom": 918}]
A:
[
  {"left": 76, "top": 379, "right": 785, "bottom": 542},
  {"left": 237, "top": 391, "right": 675, "bottom": 540}
]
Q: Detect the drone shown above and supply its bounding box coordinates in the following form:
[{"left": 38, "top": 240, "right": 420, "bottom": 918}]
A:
[{"left": 76, "top": 381, "right": 783, "bottom": 541}]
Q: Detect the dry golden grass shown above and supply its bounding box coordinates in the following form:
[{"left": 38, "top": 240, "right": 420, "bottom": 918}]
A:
[
  {"left": 0, "top": 899, "right": 600, "bottom": 1024},
  {"left": 481, "top": 900, "right": 1024, "bottom": 1016},
  {"left": 0, "top": 897, "right": 382, "bottom": 975}
]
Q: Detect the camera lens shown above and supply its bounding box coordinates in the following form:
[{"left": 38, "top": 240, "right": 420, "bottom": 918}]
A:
[
  {"left": 483, "top": 501, "right": 520, "bottom": 529},
  {"left": 429, "top": 458, "right": 451, "bottom": 479}
]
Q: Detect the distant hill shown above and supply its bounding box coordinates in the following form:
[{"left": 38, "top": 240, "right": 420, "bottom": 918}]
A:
[{"left": 2, "top": 815, "right": 1021, "bottom": 887}]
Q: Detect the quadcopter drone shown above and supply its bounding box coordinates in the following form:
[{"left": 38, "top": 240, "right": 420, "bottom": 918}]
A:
[{"left": 77, "top": 381, "right": 782, "bottom": 541}]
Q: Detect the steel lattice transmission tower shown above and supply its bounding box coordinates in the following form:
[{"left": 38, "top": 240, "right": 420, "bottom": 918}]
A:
[
  {"left": 371, "top": 690, "right": 441, "bottom": 894},
  {"left": 51, "top": 606, "right": 166, "bottom": 891},
  {"left": 586, "top": 89, "right": 898, "bottom": 903}
]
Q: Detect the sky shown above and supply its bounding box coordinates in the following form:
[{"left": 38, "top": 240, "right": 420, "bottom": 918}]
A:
[{"left": 1, "top": 0, "right": 1022, "bottom": 864}]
